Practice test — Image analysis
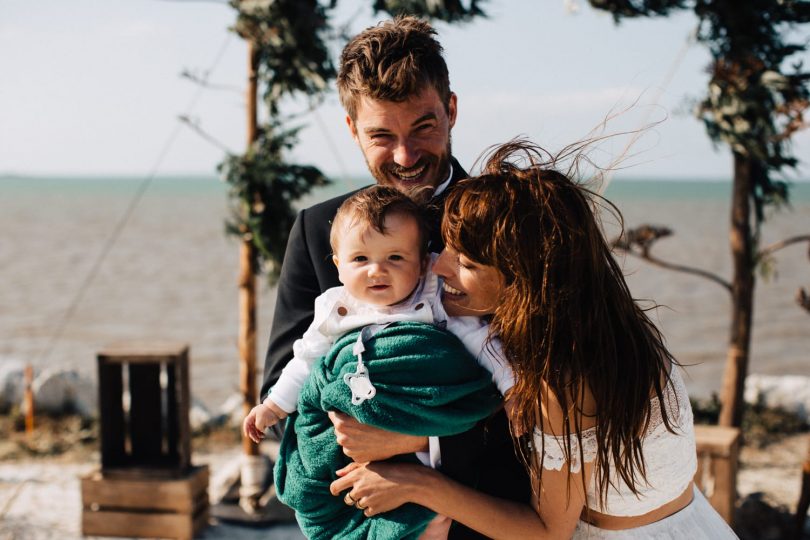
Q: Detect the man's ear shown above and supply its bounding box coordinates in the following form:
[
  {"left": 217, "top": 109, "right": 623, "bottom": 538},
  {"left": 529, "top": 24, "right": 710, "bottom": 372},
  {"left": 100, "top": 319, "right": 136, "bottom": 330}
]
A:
[
  {"left": 447, "top": 93, "right": 458, "bottom": 129},
  {"left": 346, "top": 115, "right": 360, "bottom": 145}
]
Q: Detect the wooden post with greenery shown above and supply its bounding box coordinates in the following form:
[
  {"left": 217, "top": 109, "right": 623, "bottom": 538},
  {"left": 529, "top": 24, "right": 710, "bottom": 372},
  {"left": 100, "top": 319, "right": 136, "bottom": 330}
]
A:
[
  {"left": 214, "top": 0, "right": 486, "bottom": 517},
  {"left": 590, "top": 0, "right": 810, "bottom": 429},
  {"left": 239, "top": 40, "right": 260, "bottom": 460}
]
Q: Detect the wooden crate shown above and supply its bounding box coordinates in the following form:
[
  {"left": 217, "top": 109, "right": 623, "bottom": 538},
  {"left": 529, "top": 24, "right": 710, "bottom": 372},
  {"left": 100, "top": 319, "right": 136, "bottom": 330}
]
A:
[
  {"left": 81, "top": 464, "right": 209, "bottom": 540},
  {"left": 97, "top": 341, "right": 191, "bottom": 477},
  {"left": 694, "top": 424, "right": 741, "bottom": 525}
]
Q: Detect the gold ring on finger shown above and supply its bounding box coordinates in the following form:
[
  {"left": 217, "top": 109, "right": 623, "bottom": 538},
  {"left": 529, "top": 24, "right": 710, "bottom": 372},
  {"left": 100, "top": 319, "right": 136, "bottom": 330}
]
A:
[
  {"left": 355, "top": 501, "right": 367, "bottom": 510},
  {"left": 344, "top": 493, "right": 356, "bottom": 506}
]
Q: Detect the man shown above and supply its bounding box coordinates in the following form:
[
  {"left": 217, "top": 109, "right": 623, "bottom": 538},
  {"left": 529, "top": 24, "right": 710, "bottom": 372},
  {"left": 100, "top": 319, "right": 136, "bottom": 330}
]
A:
[{"left": 259, "top": 16, "right": 530, "bottom": 538}]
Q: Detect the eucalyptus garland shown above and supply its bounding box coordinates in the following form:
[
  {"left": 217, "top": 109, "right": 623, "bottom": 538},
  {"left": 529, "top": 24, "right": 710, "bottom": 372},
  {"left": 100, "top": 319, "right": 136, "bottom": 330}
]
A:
[{"left": 219, "top": 120, "right": 329, "bottom": 283}]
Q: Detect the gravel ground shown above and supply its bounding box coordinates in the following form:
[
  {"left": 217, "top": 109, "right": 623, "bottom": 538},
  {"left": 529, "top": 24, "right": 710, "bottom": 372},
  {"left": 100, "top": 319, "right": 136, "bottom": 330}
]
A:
[{"left": 1, "top": 430, "right": 808, "bottom": 540}]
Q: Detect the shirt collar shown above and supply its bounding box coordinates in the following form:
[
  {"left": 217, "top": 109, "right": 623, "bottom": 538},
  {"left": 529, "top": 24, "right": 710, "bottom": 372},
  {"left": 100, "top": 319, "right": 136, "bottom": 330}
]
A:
[{"left": 432, "top": 163, "right": 454, "bottom": 198}]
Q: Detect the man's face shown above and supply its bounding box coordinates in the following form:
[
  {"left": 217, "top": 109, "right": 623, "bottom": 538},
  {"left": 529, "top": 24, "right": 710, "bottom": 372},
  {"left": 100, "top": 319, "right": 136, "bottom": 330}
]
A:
[{"left": 347, "top": 87, "right": 457, "bottom": 197}]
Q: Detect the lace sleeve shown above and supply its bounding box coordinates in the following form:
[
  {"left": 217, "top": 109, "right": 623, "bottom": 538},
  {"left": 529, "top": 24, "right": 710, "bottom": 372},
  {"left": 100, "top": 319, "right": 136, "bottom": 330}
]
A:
[{"left": 532, "top": 427, "right": 598, "bottom": 473}]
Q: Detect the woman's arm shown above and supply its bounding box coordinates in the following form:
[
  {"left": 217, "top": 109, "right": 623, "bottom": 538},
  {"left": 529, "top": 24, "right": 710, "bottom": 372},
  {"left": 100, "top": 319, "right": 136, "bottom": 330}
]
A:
[
  {"left": 329, "top": 381, "right": 597, "bottom": 539},
  {"left": 330, "top": 456, "right": 592, "bottom": 540}
]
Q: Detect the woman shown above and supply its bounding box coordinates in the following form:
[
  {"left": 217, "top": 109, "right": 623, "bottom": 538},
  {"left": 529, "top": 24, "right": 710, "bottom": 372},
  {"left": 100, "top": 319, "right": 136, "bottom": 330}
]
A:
[{"left": 329, "top": 140, "right": 738, "bottom": 539}]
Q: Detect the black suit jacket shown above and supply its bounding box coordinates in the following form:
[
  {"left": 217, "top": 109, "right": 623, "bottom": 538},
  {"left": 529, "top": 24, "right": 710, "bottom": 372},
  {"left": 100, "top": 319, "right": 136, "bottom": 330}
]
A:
[{"left": 261, "top": 158, "right": 531, "bottom": 539}]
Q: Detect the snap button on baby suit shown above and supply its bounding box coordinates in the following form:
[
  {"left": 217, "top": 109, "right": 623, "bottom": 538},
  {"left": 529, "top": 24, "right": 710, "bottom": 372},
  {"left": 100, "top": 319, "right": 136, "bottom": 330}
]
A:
[
  {"left": 415, "top": 303, "right": 424, "bottom": 310},
  {"left": 337, "top": 306, "right": 348, "bottom": 316}
]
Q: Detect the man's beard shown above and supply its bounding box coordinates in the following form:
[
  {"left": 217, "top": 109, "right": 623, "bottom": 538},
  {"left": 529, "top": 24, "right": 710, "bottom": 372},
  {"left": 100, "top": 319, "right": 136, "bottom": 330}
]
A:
[{"left": 366, "top": 141, "right": 452, "bottom": 204}]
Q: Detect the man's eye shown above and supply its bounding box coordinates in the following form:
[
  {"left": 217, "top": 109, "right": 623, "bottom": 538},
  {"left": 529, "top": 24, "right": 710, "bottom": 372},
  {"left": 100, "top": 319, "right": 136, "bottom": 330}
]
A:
[{"left": 353, "top": 256, "right": 367, "bottom": 262}]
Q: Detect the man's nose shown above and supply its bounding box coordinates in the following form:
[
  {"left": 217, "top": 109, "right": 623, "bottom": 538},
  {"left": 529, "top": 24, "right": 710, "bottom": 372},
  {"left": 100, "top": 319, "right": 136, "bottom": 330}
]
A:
[{"left": 393, "top": 140, "right": 420, "bottom": 169}]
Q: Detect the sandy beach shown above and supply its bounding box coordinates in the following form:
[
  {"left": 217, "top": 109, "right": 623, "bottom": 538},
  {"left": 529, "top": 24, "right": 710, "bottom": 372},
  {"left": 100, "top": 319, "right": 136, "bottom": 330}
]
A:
[{"left": 1, "top": 427, "right": 808, "bottom": 540}]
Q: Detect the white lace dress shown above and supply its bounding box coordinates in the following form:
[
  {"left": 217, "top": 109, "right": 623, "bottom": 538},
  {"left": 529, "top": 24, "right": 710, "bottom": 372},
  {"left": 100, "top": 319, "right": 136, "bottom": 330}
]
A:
[{"left": 534, "top": 367, "right": 738, "bottom": 539}]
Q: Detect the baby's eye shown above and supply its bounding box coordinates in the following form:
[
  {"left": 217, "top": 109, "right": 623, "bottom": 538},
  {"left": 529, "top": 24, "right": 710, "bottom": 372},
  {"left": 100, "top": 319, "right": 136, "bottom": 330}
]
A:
[
  {"left": 352, "top": 256, "right": 367, "bottom": 262},
  {"left": 389, "top": 254, "right": 403, "bottom": 261}
]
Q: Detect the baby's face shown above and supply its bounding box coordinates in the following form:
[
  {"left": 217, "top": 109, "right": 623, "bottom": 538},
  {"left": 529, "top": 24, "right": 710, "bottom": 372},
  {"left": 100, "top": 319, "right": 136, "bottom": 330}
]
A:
[{"left": 333, "top": 213, "right": 425, "bottom": 306}]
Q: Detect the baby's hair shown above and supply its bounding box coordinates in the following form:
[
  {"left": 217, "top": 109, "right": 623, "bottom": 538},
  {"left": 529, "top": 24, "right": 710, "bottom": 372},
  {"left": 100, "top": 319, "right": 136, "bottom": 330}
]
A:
[{"left": 330, "top": 186, "right": 430, "bottom": 257}]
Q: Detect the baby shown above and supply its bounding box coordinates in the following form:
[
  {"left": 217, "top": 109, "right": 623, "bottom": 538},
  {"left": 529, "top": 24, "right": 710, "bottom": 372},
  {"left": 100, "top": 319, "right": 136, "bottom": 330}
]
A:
[
  {"left": 245, "top": 185, "right": 514, "bottom": 540},
  {"left": 244, "top": 185, "right": 514, "bottom": 443}
]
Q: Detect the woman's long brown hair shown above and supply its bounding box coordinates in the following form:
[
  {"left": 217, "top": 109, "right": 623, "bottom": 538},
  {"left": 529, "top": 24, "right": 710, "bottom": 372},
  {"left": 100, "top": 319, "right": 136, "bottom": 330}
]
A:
[{"left": 442, "top": 139, "right": 678, "bottom": 507}]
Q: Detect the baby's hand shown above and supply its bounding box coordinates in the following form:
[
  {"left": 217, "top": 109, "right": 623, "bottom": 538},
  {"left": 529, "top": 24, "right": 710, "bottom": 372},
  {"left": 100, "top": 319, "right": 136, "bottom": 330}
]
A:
[{"left": 242, "top": 400, "right": 289, "bottom": 444}]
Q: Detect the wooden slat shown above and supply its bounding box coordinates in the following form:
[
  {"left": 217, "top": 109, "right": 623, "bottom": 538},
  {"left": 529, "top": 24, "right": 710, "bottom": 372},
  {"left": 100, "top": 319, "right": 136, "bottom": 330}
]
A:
[
  {"left": 98, "top": 360, "right": 126, "bottom": 469},
  {"left": 81, "top": 465, "right": 208, "bottom": 513},
  {"left": 129, "top": 362, "right": 163, "bottom": 464},
  {"left": 166, "top": 361, "right": 179, "bottom": 462},
  {"left": 176, "top": 348, "right": 192, "bottom": 472},
  {"left": 82, "top": 507, "right": 205, "bottom": 540},
  {"left": 98, "top": 341, "right": 189, "bottom": 361}
]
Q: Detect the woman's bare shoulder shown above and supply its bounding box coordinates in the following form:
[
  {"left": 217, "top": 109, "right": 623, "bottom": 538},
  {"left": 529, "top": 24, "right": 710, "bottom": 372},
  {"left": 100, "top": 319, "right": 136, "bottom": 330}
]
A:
[{"left": 538, "top": 379, "right": 598, "bottom": 435}]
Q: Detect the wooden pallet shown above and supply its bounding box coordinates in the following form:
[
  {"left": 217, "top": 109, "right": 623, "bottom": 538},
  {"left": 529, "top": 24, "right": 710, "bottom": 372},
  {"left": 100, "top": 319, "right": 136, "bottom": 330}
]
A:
[
  {"left": 97, "top": 341, "right": 192, "bottom": 478},
  {"left": 81, "top": 464, "right": 209, "bottom": 539}
]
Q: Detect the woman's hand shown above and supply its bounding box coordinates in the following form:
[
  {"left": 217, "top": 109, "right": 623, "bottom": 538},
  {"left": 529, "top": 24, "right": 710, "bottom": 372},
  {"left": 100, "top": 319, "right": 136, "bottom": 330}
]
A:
[
  {"left": 328, "top": 411, "right": 428, "bottom": 462},
  {"left": 329, "top": 461, "right": 428, "bottom": 517}
]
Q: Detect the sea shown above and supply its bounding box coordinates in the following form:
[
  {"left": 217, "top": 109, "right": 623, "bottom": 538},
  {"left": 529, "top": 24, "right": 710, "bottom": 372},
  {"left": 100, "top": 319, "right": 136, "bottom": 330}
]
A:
[{"left": 2, "top": 175, "right": 809, "bottom": 411}]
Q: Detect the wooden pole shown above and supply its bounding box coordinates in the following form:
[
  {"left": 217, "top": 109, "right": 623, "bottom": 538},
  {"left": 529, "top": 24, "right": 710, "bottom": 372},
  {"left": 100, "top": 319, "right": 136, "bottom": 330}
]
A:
[
  {"left": 24, "top": 364, "right": 34, "bottom": 435},
  {"left": 239, "top": 40, "right": 260, "bottom": 458},
  {"left": 719, "top": 152, "right": 756, "bottom": 428}
]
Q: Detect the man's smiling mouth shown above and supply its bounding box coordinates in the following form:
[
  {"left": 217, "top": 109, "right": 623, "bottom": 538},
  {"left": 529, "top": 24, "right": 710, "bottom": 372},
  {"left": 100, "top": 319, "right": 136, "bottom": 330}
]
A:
[{"left": 390, "top": 163, "right": 427, "bottom": 181}]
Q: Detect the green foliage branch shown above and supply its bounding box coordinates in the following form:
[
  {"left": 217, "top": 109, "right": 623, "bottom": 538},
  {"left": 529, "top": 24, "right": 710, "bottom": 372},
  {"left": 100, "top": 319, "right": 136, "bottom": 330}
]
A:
[
  {"left": 589, "top": 0, "right": 810, "bottom": 235},
  {"left": 218, "top": 0, "right": 336, "bottom": 283},
  {"left": 219, "top": 120, "right": 329, "bottom": 280}
]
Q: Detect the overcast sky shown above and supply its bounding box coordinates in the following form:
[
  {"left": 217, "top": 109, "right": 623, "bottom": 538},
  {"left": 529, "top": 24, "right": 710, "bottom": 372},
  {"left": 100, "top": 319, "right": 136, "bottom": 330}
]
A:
[{"left": 2, "top": 0, "right": 808, "bottom": 180}]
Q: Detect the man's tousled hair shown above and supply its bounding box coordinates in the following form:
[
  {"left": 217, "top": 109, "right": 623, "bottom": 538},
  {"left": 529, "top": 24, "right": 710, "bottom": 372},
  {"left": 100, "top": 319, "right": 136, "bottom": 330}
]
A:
[{"left": 337, "top": 16, "right": 451, "bottom": 119}]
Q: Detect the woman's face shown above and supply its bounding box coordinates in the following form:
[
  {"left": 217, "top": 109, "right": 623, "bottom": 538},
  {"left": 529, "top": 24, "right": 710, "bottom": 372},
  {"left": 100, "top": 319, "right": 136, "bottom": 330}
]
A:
[{"left": 433, "top": 246, "right": 505, "bottom": 317}]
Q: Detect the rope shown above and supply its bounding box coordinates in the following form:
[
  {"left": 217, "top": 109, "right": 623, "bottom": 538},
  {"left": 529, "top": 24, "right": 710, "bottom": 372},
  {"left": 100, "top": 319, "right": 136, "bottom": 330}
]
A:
[
  {"left": 311, "top": 105, "right": 352, "bottom": 183},
  {"left": 34, "top": 32, "right": 234, "bottom": 366}
]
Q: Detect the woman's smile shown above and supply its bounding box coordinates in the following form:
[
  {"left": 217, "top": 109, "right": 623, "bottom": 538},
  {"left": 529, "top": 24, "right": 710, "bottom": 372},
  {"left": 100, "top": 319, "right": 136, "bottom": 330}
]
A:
[
  {"left": 441, "top": 281, "right": 464, "bottom": 297},
  {"left": 433, "top": 246, "right": 505, "bottom": 317}
]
